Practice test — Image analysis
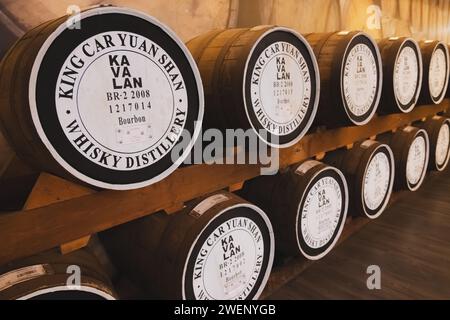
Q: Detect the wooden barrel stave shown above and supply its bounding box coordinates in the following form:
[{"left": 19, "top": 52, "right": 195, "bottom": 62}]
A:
[
  {"left": 188, "top": 28, "right": 248, "bottom": 132},
  {"left": 0, "top": 22, "right": 57, "bottom": 172},
  {"left": 240, "top": 170, "right": 295, "bottom": 257},
  {"left": 9, "top": 18, "right": 67, "bottom": 177}
]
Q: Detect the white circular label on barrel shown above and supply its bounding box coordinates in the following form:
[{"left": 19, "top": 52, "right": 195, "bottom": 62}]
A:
[
  {"left": 250, "top": 41, "right": 312, "bottom": 136},
  {"left": 436, "top": 123, "right": 450, "bottom": 166},
  {"left": 406, "top": 136, "right": 427, "bottom": 185},
  {"left": 191, "top": 217, "right": 264, "bottom": 300},
  {"left": 301, "top": 176, "right": 342, "bottom": 249},
  {"left": 342, "top": 43, "right": 378, "bottom": 117},
  {"left": 363, "top": 152, "right": 391, "bottom": 211},
  {"left": 429, "top": 48, "right": 447, "bottom": 99},
  {"left": 394, "top": 46, "right": 419, "bottom": 106},
  {"left": 55, "top": 31, "right": 188, "bottom": 171}
]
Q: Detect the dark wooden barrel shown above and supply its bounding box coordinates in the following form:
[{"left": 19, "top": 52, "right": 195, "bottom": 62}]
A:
[
  {"left": 0, "top": 248, "right": 116, "bottom": 300},
  {"left": 418, "top": 40, "right": 449, "bottom": 105},
  {"left": 100, "top": 191, "right": 275, "bottom": 300},
  {"left": 377, "top": 37, "right": 423, "bottom": 114},
  {"left": 186, "top": 26, "right": 320, "bottom": 148},
  {"left": 379, "top": 126, "right": 430, "bottom": 191},
  {"left": 0, "top": 6, "right": 204, "bottom": 190},
  {"left": 304, "top": 31, "right": 382, "bottom": 127},
  {"left": 417, "top": 116, "right": 450, "bottom": 171},
  {"left": 241, "top": 160, "right": 348, "bottom": 260},
  {"left": 324, "top": 140, "right": 395, "bottom": 219}
]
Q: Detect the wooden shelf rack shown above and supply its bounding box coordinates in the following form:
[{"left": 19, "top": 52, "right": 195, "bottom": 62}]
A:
[{"left": 0, "top": 100, "right": 448, "bottom": 273}]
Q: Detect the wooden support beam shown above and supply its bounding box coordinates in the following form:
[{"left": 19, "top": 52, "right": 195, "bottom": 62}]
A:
[
  {"left": 229, "top": 181, "right": 245, "bottom": 192},
  {"left": 315, "top": 152, "right": 326, "bottom": 161},
  {"left": 23, "top": 173, "right": 95, "bottom": 210},
  {"left": 23, "top": 173, "right": 95, "bottom": 255},
  {"left": 164, "top": 203, "right": 185, "bottom": 215},
  {"left": 60, "top": 236, "right": 91, "bottom": 255}
]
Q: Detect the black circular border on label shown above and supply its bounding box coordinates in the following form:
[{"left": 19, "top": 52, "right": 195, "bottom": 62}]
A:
[
  {"left": 341, "top": 34, "right": 381, "bottom": 124},
  {"left": 361, "top": 146, "right": 393, "bottom": 217},
  {"left": 184, "top": 206, "right": 272, "bottom": 300},
  {"left": 244, "top": 31, "right": 318, "bottom": 146},
  {"left": 430, "top": 43, "right": 449, "bottom": 103},
  {"left": 395, "top": 40, "right": 422, "bottom": 112},
  {"left": 406, "top": 131, "right": 429, "bottom": 190},
  {"left": 297, "top": 168, "right": 347, "bottom": 258},
  {"left": 34, "top": 12, "right": 201, "bottom": 186}
]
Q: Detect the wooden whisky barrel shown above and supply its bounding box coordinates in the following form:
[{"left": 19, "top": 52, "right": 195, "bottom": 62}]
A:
[
  {"left": 0, "top": 249, "right": 116, "bottom": 300},
  {"left": 100, "top": 191, "right": 275, "bottom": 300},
  {"left": 417, "top": 116, "right": 450, "bottom": 171},
  {"left": 241, "top": 160, "right": 348, "bottom": 260},
  {"left": 378, "top": 37, "right": 423, "bottom": 114},
  {"left": 304, "top": 31, "right": 382, "bottom": 127},
  {"left": 0, "top": 6, "right": 204, "bottom": 190},
  {"left": 324, "top": 141, "right": 395, "bottom": 219},
  {"left": 379, "top": 126, "right": 430, "bottom": 191},
  {"left": 186, "top": 26, "right": 320, "bottom": 148},
  {"left": 418, "top": 40, "right": 449, "bottom": 105}
]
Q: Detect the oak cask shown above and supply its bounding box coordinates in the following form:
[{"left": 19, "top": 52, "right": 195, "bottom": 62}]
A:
[
  {"left": 101, "top": 191, "right": 275, "bottom": 300},
  {"left": 305, "top": 31, "right": 383, "bottom": 127},
  {"left": 0, "top": 6, "right": 204, "bottom": 190},
  {"left": 418, "top": 40, "right": 449, "bottom": 105},
  {"left": 379, "top": 126, "right": 430, "bottom": 191},
  {"left": 324, "top": 140, "right": 395, "bottom": 219},
  {"left": 378, "top": 37, "right": 423, "bottom": 114},
  {"left": 242, "top": 160, "right": 348, "bottom": 260},
  {"left": 417, "top": 116, "right": 450, "bottom": 171},
  {"left": 187, "top": 26, "right": 320, "bottom": 148}
]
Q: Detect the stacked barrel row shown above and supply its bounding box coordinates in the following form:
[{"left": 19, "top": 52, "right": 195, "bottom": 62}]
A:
[
  {"left": 0, "top": 6, "right": 450, "bottom": 300},
  {"left": 1, "top": 6, "right": 450, "bottom": 190}
]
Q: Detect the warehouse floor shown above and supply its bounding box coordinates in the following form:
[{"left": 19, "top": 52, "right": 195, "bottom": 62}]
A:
[{"left": 269, "top": 168, "right": 450, "bottom": 300}]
